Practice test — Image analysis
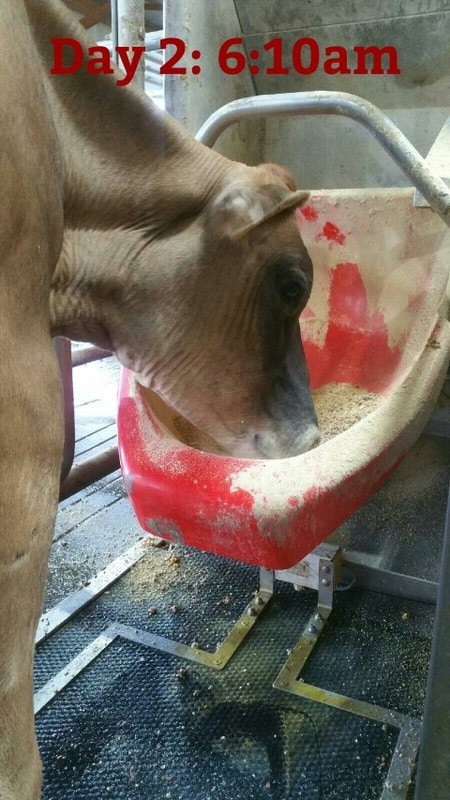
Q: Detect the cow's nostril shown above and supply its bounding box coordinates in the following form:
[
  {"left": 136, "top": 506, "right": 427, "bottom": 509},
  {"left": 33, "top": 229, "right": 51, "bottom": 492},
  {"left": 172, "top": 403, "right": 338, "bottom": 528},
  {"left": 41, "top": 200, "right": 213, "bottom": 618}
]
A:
[
  {"left": 308, "top": 426, "right": 321, "bottom": 450},
  {"left": 312, "top": 428, "right": 322, "bottom": 448}
]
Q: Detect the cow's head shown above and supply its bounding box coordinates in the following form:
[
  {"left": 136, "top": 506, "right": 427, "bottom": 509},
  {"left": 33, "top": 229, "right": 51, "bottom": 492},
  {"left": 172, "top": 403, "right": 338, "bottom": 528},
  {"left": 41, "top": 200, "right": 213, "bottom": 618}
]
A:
[{"left": 113, "top": 163, "right": 319, "bottom": 459}]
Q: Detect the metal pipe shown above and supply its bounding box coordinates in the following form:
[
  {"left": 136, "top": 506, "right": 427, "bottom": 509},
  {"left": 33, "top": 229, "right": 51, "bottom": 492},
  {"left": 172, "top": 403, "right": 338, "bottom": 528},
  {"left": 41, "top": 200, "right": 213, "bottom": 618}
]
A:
[
  {"left": 112, "top": 0, "right": 146, "bottom": 90},
  {"left": 145, "top": 30, "right": 163, "bottom": 51},
  {"left": 196, "top": 91, "right": 450, "bottom": 225},
  {"left": 414, "top": 486, "right": 450, "bottom": 800},
  {"left": 71, "top": 346, "right": 112, "bottom": 368},
  {"left": 54, "top": 337, "right": 75, "bottom": 482},
  {"left": 414, "top": 116, "right": 450, "bottom": 206},
  {"left": 59, "top": 446, "right": 120, "bottom": 500},
  {"left": 341, "top": 556, "right": 438, "bottom": 604}
]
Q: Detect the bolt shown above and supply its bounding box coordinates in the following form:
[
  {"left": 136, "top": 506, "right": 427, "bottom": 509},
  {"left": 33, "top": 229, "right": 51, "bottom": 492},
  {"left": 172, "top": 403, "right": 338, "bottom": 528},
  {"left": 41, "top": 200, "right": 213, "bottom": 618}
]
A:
[
  {"left": 247, "top": 607, "right": 257, "bottom": 616},
  {"left": 255, "top": 596, "right": 264, "bottom": 606},
  {"left": 308, "top": 624, "right": 318, "bottom": 634},
  {"left": 320, "top": 578, "right": 330, "bottom": 586},
  {"left": 321, "top": 564, "right": 331, "bottom": 574},
  {"left": 214, "top": 658, "right": 222, "bottom": 666},
  {"left": 314, "top": 612, "right": 322, "bottom": 622}
]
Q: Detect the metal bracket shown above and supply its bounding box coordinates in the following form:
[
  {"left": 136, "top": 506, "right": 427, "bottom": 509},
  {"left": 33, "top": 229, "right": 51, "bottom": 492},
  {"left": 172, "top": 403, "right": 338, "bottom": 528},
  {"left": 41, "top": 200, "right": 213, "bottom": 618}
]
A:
[
  {"left": 275, "top": 542, "right": 342, "bottom": 608},
  {"left": 35, "top": 545, "right": 344, "bottom": 713},
  {"left": 35, "top": 540, "right": 422, "bottom": 797},
  {"left": 272, "top": 542, "right": 420, "bottom": 800},
  {"left": 34, "top": 570, "right": 274, "bottom": 714},
  {"left": 273, "top": 544, "right": 340, "bottom": 687}
]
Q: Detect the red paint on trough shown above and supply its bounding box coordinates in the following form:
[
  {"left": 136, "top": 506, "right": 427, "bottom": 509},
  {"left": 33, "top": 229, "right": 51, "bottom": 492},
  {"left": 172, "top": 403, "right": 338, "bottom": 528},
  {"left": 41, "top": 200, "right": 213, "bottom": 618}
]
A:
[
  {"left": 318, "top": 221, "right": 346, "bottom": 245},
  {"left": 304, "top": 262, "right": 402, "bottom": 392},
  {"left": 118, "top": 374, "right": 409, "bottom": 569},
  {"left": 118, "top": 392, "right": 265, "bottom": 563},
  {"left": 298, "top": 204, "right": 319, "bottom": 221}
]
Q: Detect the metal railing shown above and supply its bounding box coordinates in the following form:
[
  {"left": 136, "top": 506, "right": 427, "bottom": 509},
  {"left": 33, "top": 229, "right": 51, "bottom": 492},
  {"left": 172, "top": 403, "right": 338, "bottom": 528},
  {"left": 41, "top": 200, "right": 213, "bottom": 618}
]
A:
[
  {"left": 196, "top": 91, "right": 450, "bottom": 226},
  {"left": 55, "top": 338, "right": 118, "bottom": 498}
]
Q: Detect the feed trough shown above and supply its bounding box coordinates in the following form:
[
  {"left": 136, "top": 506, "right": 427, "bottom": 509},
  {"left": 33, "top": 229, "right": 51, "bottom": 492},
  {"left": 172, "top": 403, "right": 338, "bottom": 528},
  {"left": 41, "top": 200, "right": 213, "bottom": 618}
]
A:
[{"left": 117, "top": 187, "right": 450, "bottom": 569}]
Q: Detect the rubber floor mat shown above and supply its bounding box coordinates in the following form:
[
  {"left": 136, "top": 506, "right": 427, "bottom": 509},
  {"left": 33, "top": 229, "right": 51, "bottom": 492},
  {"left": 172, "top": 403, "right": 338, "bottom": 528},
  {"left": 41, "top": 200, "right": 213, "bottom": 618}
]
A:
[{"left": 35, "top": 545, "right": 431, "bottom": 799}]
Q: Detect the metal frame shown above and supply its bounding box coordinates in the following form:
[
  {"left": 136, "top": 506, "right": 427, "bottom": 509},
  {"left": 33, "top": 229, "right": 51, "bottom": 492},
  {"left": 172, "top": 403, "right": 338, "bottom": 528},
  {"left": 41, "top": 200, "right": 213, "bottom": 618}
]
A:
[
  {"left": 196, "top": 91, "right": 450, "bottom": 226},
  {"left": 414, "top": 116, "right": 450, "bottom": 207},
  {"left": 111, "top": 0, "right": 146, "bottom": 89},
  {"left": 341, "top": 552, "right": 438, "bottom": 605},
  {"left": 54, "top": 338, "right": 75, "bottom": 482},
  {"left": 36, "top": 540, "right": 148, "bottom": 645},
  {"left": 34, "top": 571, "right": 273, "bottom": 714},
  {"left": 55, "top": 337, "right": 117, "bottom": 498},
  {"left": 35, "top": 541, "right": 421, "bottom": 798},
  {"left": 273, "top": 561, "right": 420, "bottom": 800},
  {"left": 71, "top": 345, "right": 112, "bottom": 368}
]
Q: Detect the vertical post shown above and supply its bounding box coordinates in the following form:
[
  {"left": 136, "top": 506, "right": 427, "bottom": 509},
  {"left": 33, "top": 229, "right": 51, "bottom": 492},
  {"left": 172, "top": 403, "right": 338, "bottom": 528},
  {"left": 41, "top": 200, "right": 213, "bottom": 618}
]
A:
[
  {"left": 111, "top": 0, "right": 146, "bottom": 90},
  {"left": 414, "top": 486, "right": 450, "bottom": 800},
  {"left": 53, "top": 337, "right": 75, "bottom": 482}
]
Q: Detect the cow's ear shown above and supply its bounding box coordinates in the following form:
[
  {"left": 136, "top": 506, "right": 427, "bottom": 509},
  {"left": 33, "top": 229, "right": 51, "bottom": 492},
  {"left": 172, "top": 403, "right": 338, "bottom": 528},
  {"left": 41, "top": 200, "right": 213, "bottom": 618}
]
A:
[
  {"left": 206, "top": 182, "right": 309, "bottom": 241},
  {"left": 234, "top": 188, "right": 309, "bottom": 239}
]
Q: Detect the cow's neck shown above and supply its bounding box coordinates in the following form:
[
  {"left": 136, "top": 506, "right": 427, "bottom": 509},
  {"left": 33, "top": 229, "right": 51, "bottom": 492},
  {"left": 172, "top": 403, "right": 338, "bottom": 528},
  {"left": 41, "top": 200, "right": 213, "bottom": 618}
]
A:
[
  {"left": 26, "top": 0, "right": 231, "bottom": 232},
  {"left": 50, "top": 227, "right": 138, "bottom": 348}
]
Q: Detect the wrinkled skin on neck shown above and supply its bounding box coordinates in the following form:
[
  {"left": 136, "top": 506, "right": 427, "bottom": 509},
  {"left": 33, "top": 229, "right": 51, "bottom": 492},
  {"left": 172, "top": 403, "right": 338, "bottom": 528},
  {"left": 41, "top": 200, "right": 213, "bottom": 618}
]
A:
[{"left": 53, "top": 172, "right": 319, "bottom": 459}]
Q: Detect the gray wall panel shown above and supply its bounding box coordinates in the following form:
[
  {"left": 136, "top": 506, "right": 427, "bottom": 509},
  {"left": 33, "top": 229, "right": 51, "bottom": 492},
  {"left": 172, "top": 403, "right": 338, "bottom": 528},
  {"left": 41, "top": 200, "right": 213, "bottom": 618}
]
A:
[
  {"left": 165, "top": 0, "right": 264, "bottom": 163},
  {"left": 234, "top": 0, "right": 450, "bottom": 34},
  {"left": 166, "top": 1, "right": 450, "bottom": 188},
  {"left": 244, "top": 14, "right": 450, "bottom": 108}
]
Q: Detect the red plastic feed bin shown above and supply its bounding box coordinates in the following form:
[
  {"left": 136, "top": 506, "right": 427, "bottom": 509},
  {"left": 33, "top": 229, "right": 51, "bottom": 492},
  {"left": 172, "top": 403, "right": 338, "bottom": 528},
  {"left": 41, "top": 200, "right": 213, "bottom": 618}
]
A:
[{"left": 117, "top": 189, "right": 450, "bottom": 569}]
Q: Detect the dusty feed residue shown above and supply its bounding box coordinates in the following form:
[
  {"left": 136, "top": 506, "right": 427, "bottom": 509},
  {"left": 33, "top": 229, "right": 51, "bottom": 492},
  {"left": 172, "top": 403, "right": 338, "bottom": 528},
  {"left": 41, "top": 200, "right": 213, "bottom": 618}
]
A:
[
  {"left": 140, "top": 386, "right": 225, "bottom": 455},
  {"left": 312, "top": 383, "right": 381, "bottom": 441},
  {"left": 123, "top": 540, "right": 183, "bottom": 600},
  {"left": 140, "top": 383, "right": 381, "bottom": 453}
]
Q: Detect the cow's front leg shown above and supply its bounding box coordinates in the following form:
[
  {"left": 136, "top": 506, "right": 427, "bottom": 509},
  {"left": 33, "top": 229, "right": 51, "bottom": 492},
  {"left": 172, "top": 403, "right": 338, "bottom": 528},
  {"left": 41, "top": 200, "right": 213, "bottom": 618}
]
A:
[{"left": 0, "top": 337, "right": 63, "bottom": 800}]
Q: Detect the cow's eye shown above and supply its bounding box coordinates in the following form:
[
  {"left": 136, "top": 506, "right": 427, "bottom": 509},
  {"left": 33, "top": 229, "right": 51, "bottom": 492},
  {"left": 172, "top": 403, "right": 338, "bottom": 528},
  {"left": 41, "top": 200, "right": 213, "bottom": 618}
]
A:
[{"left": 277, "top": 275, "right": 307, "bottom": 304}]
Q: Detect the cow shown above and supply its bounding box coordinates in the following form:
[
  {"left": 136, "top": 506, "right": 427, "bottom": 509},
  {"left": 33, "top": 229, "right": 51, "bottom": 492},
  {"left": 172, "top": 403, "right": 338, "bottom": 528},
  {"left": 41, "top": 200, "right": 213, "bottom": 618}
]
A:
[{"left": 0, "top": 1, "right": 319, "bottom": 797}]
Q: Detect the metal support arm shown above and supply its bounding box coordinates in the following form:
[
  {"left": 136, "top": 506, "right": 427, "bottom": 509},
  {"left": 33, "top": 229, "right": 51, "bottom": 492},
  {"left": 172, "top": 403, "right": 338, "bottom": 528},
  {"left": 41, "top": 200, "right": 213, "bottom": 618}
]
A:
[{"left": 196, "top": 91, "right": 450, "bottom": 226}]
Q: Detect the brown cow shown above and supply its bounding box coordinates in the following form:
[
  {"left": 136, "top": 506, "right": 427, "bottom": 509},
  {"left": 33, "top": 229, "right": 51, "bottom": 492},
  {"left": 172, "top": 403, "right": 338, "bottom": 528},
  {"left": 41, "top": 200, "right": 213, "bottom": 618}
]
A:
[{"left": 0, "top": 1, "right": 318, "bottom": 797}]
